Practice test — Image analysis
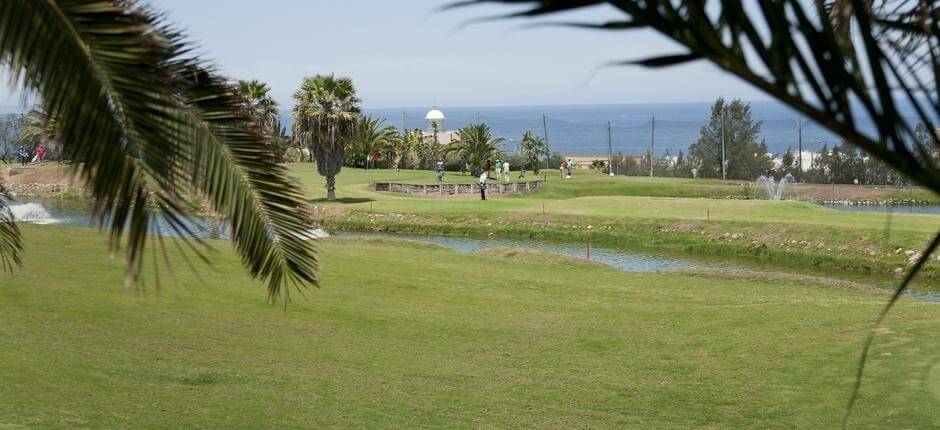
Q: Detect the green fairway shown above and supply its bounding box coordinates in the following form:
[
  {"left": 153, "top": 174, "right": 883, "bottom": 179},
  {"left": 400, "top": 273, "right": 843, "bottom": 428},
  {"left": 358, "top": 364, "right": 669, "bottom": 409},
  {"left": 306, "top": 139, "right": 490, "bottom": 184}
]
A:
[
  {"left": 291, "top": 165, "right": 940, "bottom": 279},
  {"left": 292, "top": 165, "right": 939, "bottom": 231},
  {"left": 1, "top": 225, "right": 939, "bottom": 428}
]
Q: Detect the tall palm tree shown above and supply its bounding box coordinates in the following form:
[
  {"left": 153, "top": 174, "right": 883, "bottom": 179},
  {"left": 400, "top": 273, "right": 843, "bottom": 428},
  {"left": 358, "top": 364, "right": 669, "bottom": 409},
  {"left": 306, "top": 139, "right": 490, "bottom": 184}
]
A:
[
  {"left": 520, "top": 130, "right": 549, "bottom": 174},
  {"left": 291, "top": 74, "right": 361, "bottom": 201},
  {"left": 352, "top": 115, "right": 398, "bottom": 169},
  {"left": 444, "top": 123, "right": 504, "bottom": 175},
  {"left": 0, "top": 1, "right": 319, "bottom": 302}
]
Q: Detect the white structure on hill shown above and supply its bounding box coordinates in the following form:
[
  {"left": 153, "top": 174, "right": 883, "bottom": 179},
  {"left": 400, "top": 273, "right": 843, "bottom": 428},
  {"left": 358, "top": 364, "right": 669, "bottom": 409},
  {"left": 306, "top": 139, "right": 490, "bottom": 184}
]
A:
[
  {"left": 425, "top": 108, "right": 444, "bottom": 132},
  {"left": 423, "top": 107, "right": 457, "bottom": 145}
]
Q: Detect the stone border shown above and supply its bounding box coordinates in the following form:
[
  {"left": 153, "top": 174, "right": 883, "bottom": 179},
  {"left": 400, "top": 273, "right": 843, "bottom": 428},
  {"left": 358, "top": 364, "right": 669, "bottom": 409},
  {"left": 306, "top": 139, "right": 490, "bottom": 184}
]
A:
[{"left": 372, "top": 180, "right": 542, "bottom": 196}]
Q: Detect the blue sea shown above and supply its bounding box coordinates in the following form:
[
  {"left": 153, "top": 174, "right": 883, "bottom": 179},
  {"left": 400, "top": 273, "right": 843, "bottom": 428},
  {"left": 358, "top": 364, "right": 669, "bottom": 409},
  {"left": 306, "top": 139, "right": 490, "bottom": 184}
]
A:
[
  {"left": 359, "top": 101, "right": 884, "bottom": 157},
  {"left": 2, "top": 100, "right": 914, "bottom": 158}
]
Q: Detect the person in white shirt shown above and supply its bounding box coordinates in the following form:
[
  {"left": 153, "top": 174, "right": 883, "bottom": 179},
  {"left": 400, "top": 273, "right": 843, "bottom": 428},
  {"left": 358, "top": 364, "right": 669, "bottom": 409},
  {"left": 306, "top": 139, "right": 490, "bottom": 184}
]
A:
[
  {"left": 502, "top": 160, "right": 510, "bottom": 182},
  {"left": 478, "top": 170, "right": 488, "bottom": 200}
]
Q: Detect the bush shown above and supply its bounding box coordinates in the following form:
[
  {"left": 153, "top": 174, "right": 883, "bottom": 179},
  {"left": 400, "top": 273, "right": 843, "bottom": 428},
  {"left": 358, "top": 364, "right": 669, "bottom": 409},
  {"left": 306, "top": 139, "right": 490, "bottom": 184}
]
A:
[
  {"left": 544, "top": 152, "right": 564, "bottom": 170},
  {"left": 284, "top": 147, "right": 304, "bottom": 163}
]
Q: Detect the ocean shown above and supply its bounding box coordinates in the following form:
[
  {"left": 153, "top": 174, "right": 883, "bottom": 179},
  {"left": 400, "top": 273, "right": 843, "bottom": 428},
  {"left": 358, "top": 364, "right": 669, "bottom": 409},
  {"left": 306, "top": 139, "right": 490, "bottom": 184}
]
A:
[
  {"left": 3, "top": 100, "right": 917, "bottom": 158},
  {"left": 359, "top": 101, "right": 885, "bottom": 158}
]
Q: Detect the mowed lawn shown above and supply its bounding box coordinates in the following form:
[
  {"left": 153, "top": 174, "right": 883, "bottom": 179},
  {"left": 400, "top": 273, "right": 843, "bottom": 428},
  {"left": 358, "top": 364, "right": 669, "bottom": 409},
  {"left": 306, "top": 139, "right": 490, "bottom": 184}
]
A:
[
  {"left": 1, "top": 225, "right": 939, "bottom": 428},
  {"left": 291, "top": 165, "right": 940, "bottom": 233}
]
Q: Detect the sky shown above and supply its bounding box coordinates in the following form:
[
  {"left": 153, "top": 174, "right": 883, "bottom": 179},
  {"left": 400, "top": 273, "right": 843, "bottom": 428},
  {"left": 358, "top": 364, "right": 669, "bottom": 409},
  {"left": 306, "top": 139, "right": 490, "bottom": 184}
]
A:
[{"left": 0, "top": 1, "right": 767, "bottom": 110}]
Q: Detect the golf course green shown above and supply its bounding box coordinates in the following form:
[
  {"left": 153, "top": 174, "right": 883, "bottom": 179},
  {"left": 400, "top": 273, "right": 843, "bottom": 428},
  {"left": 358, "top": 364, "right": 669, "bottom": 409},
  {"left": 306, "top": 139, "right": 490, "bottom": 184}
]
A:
[
  {"left": 1, "top": 225, "right": 939, "bottom": 428},
  {"left": 293, "top": 166, "right": 940, "bottom": 281},
  {"left": 2, "top": 165, "right": 939, "bottom": 427}
]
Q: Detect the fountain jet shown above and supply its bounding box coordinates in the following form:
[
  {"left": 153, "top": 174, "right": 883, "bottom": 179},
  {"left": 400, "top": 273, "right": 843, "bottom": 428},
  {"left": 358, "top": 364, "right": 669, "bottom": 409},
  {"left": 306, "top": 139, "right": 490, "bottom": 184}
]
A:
[{"left": 756, "top": 173, "right": 794, "bottom": 201}]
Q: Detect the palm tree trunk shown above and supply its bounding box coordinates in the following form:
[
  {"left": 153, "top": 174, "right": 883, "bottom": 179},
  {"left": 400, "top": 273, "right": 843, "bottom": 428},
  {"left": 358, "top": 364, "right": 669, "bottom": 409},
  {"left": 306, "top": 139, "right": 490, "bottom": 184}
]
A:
[{"left": 326, "top": 175, "right": 336, "bottom": 201}]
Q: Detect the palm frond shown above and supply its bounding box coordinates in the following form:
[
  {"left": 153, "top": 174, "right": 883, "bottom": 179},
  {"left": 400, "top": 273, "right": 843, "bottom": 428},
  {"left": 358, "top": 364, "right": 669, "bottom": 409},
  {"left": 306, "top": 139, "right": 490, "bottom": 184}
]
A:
[
  {"left": 0, "top": 185, "right": 22, "bottom": 272},
  {"left": 450, "top": 1, "right": 939, "bottom": 425},
  {"left": 452, "top": 0, "right": 939, "bottom": 194},
  {"left": 0, "top": 0, "right": 318, "bottom": 301}
]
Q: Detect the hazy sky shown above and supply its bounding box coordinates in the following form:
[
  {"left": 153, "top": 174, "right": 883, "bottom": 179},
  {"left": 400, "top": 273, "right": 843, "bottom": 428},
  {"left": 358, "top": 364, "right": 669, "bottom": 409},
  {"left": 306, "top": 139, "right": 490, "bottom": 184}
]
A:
[{"left": 1, "top": 1, "right": 766, "bottom": 109}]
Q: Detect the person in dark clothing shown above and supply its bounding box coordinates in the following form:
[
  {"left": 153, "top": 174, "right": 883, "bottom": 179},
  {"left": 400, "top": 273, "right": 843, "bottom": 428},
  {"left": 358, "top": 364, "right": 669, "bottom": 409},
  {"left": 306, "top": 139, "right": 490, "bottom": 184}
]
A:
[{"left": 18, "top": 146, "right": 28, "bottom": 167}]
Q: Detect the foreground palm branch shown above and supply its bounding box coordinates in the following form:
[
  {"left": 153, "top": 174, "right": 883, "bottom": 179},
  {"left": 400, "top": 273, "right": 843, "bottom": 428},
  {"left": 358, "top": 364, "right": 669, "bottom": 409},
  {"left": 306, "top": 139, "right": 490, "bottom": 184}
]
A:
[
  {"left": 449, "top": 0, "right": 939, "bottom": 425},
  {"left": 0, "top": 0, "right": 318, "bottom": 301},
  {"left": 0, "top": 185, "right": 22, "bottom": 272}
]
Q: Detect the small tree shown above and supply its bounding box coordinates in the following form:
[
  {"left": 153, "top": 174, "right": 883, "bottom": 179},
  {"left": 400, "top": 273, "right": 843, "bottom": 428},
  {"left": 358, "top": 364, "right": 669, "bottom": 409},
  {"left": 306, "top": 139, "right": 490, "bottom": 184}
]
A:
[
  {"left": 688, "top": 98, "right": 772, "bottom": 180},
  {"left": 520, "top": 130, "right": 549, "bottom": 174}
]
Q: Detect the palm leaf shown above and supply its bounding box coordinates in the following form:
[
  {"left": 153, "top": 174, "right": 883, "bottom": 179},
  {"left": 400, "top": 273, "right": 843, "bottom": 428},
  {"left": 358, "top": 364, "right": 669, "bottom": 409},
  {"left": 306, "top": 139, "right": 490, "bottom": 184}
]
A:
[
  {"left": 0, "top": 0, "right": 318, "bottom": 301},
  {"left": 449, "top": 1, "right": 939, "bottom": 426},
  {"left": 0, "top": 185, "right": 22, "bottom": 272}
]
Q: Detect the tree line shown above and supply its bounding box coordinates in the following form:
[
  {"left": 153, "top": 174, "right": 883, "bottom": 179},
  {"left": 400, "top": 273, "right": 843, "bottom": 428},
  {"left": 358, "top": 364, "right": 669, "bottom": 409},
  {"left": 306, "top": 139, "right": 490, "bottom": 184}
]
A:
[{"left": 605, "top": 97, "right": 939, "bottom": 186}]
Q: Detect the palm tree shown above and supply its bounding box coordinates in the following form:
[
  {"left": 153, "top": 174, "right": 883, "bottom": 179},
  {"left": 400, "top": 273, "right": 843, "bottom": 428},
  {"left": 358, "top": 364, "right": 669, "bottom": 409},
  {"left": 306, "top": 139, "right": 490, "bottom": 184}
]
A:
[
  {"left": 17, "top": 106, "right": 60, "bottom": 160},
  {"left": 520, "top": 130, "right": 549, "bottom": 174},
  {"left": 291, "top": 74, "right": 361, "bottom": 201},
  {"left": 444, "top": 123, "right": 504, "bottom": 175},
  {"left": 0, "top": 1, "right": 318, "bottom": 302},
  {"left": 268, "top": 117, "right": 293, "bottom": 164},
  {"left": 235, "top": 79, "right": 280, "bottom": 135},
  {"left": 352, "top": 115, "right": 398, "bottom": 169}
]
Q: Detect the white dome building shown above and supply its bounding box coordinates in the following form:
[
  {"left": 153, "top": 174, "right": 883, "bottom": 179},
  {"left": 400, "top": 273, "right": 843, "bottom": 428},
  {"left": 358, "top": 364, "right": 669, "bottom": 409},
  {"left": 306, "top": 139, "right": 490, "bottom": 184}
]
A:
[
  {"left": 425, "top": 108, "right": 445, "bottom": 132},
  {"left": 422, "top": 107, "right": 456, "bottom": 145}
]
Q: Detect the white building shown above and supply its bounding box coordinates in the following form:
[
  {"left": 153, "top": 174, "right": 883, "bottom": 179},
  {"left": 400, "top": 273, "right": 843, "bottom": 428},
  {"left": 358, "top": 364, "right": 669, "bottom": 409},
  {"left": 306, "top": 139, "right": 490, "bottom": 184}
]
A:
[{"left": 423, "top": 107, "right": 457, "bottom": 145}]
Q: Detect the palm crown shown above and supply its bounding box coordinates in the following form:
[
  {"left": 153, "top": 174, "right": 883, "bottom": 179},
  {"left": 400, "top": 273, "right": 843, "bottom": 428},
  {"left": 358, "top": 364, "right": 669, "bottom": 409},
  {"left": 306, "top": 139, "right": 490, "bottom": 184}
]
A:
[
  {"left": 235, "top": 79, "right": 280, "bottom": 137},
  {"left": 352, "top": 115, "right": 399, "bottom": 169},
  {"left": 444, "top": 123, "right": 504, "bottom": 174},
  {"left": 520, "top": 130, "right": 549, "bottom": 173}
]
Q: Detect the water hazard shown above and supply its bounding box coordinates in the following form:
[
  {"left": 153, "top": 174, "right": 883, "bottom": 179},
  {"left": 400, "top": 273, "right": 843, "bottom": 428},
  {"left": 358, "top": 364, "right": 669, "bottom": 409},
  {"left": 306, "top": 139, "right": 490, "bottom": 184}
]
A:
[{"left": 336, "top": 231, "right": 732, "bottom": 273}]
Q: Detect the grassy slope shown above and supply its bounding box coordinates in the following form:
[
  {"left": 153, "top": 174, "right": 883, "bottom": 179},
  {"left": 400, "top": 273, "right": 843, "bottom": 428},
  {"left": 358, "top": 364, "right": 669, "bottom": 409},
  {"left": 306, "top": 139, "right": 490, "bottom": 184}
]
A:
[
  {"left": 294, "top": 166, "right": 940, "bottom": 278},
  {"left": 2, "top": 225, "right": 939, "bottom": 428}
]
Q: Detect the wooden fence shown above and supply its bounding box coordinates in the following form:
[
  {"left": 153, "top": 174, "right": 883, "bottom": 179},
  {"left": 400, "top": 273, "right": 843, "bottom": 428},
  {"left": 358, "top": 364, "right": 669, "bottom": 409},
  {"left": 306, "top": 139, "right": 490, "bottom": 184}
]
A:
[{"left": 372, "top": 180, "right": 543, "bottom": 196}]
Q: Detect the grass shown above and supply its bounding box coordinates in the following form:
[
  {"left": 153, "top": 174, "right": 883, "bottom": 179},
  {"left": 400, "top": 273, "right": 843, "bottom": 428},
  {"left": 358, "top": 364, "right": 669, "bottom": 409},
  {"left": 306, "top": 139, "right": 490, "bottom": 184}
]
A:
[
  {"left": 293, "top": 165, "right": 938, "bottom": 231},
  {"left": 292, "top": 165, "right": 940, "bottom": 279},
  {"left": 2, "top": 225, "right": 940, "bottom": 427}
]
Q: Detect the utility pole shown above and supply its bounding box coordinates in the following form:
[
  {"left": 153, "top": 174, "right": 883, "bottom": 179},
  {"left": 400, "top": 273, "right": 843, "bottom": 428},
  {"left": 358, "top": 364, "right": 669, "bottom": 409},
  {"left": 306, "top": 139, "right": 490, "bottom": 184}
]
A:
[
  {"left": 720, "top": 110, "right": 726, "bottom": 181},
  {"left": 402, "top": 111, "right": 406, "bottom": 132},
  {"left": 650, "top": 116, "right": 656, "bottom": 177},
  {"left": 542, "top": 114, "right": 550, "bottom": 146},
  {"left": 797, "top": 118, "right": 803, "bottom": 178},
  {"left": 607, "top": 120, "right": 613, "bottom": 176}
]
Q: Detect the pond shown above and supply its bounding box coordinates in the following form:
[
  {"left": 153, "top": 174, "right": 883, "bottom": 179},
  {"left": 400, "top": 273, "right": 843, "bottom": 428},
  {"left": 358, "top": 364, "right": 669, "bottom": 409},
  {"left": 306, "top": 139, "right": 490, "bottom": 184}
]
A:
[
  {"left": 335, "top": 231, "right": 734, "bottom": 273},
  {"left": 6, "top": 196, "right": 232, "bottom": 240}
]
